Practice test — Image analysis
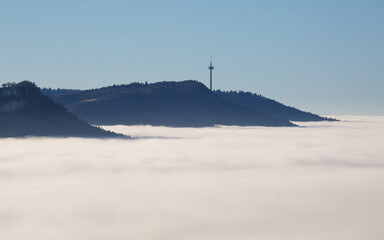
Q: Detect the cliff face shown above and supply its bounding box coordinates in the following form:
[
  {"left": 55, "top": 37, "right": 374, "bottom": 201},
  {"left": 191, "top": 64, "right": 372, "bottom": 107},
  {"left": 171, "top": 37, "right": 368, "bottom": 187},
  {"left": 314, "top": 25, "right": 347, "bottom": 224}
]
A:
[
  {"left": 42, "top": 80, "right": 294, "bottom": 127},
  {"left": 0, "top": 81, "right": 123, "bottom": 138}
]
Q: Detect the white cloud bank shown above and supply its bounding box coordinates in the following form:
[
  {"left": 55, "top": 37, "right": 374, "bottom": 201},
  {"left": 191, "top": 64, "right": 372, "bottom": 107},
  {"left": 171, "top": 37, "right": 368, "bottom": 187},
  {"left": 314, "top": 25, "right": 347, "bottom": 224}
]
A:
[{"left": 1, "top": 116, "right": 384, "bottom": 240}]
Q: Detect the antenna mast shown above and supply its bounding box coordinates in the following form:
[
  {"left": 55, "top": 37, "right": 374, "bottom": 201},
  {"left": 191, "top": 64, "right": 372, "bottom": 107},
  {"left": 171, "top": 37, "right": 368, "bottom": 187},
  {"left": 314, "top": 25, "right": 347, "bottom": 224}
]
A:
[{"left": 208, "top": 57, "right": 214, "bottom": 91}]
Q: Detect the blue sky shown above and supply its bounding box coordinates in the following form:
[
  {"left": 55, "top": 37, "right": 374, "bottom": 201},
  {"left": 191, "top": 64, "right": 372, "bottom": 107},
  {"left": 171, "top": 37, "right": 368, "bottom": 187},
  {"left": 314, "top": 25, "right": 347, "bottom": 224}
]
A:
[{"left": 1, "top": 0, "right": 383, "bottom": 115}]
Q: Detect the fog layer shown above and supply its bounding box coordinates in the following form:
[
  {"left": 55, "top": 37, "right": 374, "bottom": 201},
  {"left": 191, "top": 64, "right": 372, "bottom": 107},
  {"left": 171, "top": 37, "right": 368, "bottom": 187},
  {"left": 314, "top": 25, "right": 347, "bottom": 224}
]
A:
[{"left": 1, "top": 116, "right": 384, "bottom": 240}]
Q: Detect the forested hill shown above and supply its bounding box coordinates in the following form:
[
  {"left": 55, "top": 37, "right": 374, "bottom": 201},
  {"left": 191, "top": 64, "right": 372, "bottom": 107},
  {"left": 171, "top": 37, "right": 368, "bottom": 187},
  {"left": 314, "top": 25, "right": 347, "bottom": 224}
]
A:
[
  {"left": 214, "top": 90, "right": 336, "bottom": 122},
  {"left": 0, "top": 81, "right": 123, "bottom": 138},
  {"left": 41, "top": 80, "right": 294, "bottom": 127}
]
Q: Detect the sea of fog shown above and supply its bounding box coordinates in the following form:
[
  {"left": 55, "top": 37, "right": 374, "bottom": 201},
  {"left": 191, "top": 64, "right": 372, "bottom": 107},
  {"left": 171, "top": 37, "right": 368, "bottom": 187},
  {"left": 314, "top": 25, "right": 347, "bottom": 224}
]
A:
[{"left": 1, "top": 115, "right": 384, "bottom": 240}]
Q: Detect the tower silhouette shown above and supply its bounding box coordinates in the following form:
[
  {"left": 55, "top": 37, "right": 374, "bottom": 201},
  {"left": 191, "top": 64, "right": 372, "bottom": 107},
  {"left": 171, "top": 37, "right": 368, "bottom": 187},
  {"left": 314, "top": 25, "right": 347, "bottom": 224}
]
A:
[{"left": 208, "top": 58, "right": 214, "bottom": 91}]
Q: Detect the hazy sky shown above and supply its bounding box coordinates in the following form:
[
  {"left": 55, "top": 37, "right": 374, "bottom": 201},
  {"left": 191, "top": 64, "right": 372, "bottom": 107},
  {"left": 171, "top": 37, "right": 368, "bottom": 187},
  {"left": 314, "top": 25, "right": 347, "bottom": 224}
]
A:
[
  {"left": 1, "top": 1, "right": 383, "bottom": 114},
  {"left": 1, "top": 116, "right": 384, "bottom": 240}
]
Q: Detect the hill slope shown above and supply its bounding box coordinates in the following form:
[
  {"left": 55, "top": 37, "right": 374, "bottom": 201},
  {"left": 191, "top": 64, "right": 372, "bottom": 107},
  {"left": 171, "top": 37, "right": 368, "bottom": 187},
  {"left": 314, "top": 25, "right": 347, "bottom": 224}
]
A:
[
  {"left": 214, "top": 90, "right": 336, "bottom": 122},
  {"left": 0, "top": 81, "right": 123, "bottom": 138},
  {"left": 42, "top": 81, "right": 294, "bottom": 127}
]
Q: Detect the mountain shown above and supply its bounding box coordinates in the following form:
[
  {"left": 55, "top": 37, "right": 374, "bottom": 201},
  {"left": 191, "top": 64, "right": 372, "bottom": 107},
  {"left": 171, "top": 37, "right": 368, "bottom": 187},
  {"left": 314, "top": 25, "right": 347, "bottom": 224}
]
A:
[
  {"left": 214, "top": 90, "right": 336, "bottom": 122},
  {"left": 41, "top": 80, "right": 294, "bottom": 127},
  {"left": 0, "top": 81, "right": 124, "bottom": 138}
]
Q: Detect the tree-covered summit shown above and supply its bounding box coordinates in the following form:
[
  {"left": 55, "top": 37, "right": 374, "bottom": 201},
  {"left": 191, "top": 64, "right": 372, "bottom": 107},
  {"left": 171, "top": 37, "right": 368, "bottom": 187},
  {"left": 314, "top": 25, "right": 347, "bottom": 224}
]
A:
[{"left": 0, "top": 81, "right": 125, "bottom": 138}]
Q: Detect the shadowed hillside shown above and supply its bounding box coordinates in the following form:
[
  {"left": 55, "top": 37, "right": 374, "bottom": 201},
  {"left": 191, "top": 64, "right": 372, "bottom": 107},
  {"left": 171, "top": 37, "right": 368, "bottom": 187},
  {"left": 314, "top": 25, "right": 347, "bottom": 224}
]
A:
[
  {"left": 214, "top": 90, "right": 337, "bottom": 122},
  {"left": 42, "top": 80, "right": 294, "bottom": 127},
  {"left": 0, "top": 81, "right": 124, "bottom": 138}
]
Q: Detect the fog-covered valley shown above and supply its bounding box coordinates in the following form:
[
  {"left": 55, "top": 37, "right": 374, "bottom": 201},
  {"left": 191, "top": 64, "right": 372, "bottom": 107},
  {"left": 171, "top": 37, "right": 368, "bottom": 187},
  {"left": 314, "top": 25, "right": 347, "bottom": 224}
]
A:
[{"left": 1, "top": 116, "right": 384, "bottom": 240}]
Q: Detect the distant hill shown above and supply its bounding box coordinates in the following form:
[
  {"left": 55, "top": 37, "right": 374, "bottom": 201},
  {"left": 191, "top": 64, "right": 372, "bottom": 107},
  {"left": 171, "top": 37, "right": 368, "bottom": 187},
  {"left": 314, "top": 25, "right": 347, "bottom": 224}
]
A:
[
  {"left": 214, "top": 90, "right": 336, "bottom": 122},
  {"left": 41, "top": 80, "right": 294, "bottom": 127},
  {"left": 0, "top": 81, "right": 124, "bottom": 138}
]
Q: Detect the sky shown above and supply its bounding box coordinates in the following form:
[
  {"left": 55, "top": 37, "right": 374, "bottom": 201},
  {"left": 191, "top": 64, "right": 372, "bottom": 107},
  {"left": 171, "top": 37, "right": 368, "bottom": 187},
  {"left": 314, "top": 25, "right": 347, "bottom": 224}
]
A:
[
  {"left": 0, "top": 0, "right": 383, "bottom": 115},
  {"left": 1, "top": 116, "right": 384, "bottom": 240}
]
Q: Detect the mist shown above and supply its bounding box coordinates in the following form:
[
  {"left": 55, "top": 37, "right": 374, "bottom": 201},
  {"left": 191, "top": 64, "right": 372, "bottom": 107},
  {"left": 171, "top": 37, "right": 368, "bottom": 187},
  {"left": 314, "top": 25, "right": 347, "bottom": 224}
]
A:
[{"left": 1, "top": 116, "right": 384, "bottom": 240}]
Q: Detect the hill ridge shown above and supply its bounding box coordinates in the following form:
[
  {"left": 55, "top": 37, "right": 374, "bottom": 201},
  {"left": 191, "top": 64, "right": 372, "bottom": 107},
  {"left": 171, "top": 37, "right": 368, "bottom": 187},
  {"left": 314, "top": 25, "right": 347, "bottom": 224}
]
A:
[
  {"left": 42, "top": 80, "right": 295, "bottom": 127},
  {"left": 214, "top": 89, "right": 336, "bottom": 122}
]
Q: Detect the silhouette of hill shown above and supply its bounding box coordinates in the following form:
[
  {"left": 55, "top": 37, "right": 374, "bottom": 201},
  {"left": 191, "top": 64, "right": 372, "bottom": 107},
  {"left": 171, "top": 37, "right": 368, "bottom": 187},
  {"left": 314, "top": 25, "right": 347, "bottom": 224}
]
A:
[
  {"left": 41, "top": 80, "right": 294, "bottom": 127},
  {"left": 214, "top": 90, "right": 337, "bottom": 122},
  {"left": 0, "top": 81, "right": 123, "bottom": 138}
]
